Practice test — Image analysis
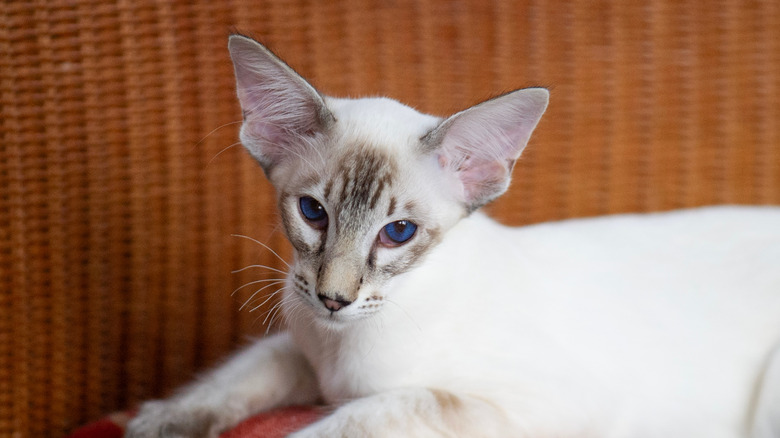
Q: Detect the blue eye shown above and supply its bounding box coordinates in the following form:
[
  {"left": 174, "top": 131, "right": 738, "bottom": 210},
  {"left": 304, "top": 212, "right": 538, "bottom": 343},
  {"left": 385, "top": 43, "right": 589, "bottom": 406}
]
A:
[
  {"left": 299, "top": 196, "right": 328, "bottom": 229},
  {"left": 379, "top": 220, "right": 417, "bottom": 246}
]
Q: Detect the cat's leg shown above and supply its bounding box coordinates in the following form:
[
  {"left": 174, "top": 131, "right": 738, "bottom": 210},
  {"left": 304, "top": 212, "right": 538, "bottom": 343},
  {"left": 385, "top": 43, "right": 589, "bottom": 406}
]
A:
[
  {"left": 288, "top": 387, "right": 515, "bottom": 438},
  {"left": 125, "top": 333, "right": 320, "bottom": 438},
  {"left": 751, "top": 342, "right": 780, "bottom": 438}
]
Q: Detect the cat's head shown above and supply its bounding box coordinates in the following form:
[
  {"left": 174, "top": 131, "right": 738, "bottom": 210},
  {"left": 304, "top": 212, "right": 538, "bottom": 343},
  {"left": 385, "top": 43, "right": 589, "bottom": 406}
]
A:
[{"left": 228, "top": 35, "right": 547, "bottom": 327}]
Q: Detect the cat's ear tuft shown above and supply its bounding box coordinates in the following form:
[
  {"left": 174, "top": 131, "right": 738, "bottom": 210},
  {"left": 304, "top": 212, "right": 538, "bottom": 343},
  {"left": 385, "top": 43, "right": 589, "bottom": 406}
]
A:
[
  {"left": 424, "top": 88, "right": 549, "bottom": 211},
  {"left": 228, "top": 35, "right": 334, "bottom": 171}
]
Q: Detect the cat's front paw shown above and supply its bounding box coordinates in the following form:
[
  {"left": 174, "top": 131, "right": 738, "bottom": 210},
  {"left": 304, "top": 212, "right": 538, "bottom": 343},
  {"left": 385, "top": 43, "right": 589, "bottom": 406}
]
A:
[{"left": 125, "top": 400, "right": 220, "bottom": 438}]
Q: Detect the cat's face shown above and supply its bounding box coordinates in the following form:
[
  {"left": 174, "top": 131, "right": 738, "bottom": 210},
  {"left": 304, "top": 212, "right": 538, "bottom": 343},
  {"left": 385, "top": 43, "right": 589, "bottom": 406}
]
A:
[
  {"left": 228, "top": 35, "right": 548, "bottom": 326},
  {"left": 269, "top": 98, "right": 466, "bottom": 324}
]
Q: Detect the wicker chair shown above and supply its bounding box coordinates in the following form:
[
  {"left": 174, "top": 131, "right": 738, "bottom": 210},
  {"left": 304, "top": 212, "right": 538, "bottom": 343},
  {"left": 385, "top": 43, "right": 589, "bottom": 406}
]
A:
[{"left": 2, "top": 1, "right": 778, "bottom": 436}]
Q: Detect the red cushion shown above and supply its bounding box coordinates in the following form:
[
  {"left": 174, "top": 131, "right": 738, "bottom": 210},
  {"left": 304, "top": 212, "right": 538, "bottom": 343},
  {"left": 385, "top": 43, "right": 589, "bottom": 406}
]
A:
[{"left": 67, "top": 406, "right": 324, "bottom": 438}]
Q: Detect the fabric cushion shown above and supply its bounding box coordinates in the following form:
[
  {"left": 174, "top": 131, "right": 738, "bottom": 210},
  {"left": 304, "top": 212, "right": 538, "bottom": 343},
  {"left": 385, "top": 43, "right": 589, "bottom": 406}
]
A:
[{"left": 67, "top": 407, "right": 323, "bottom": 438}]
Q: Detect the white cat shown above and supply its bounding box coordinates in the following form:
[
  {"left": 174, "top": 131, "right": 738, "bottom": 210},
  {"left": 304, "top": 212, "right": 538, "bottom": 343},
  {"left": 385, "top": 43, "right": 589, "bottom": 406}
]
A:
[{"left": 125, "top": 34, "right": 780, "bottom": 438}]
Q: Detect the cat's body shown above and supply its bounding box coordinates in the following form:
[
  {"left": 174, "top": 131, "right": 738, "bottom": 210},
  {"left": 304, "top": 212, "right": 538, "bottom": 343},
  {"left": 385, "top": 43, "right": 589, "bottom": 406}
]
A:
[
  {"left": 292, "top": 207, "right": 780, "bottom": 438},
  {"left": 125, "top": 35, "right": 780, "bottom": 438}
]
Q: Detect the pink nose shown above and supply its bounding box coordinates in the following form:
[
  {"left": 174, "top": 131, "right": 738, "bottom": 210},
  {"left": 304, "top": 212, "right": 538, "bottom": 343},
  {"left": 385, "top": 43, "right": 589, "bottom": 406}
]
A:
[{"left": 317, "top": 294, "right": 352, "bottom": 312}]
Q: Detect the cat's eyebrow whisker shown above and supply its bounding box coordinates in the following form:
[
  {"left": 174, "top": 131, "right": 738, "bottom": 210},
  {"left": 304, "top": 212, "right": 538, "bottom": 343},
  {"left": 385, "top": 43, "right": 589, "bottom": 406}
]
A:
[
  {"left": 231, "top": 264, "right": 288, "bottom": 276},
  {"left": 231, "top": 234, "right": 291, "bottom": 269},
  {"left": 191, "top": 120, "right": 243, "bottom": 151}
]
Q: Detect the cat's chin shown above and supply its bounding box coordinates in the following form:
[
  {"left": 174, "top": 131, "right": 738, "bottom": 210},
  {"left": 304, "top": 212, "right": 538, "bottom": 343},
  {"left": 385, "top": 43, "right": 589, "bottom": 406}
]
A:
[
  {"left": 312, "top": 306, "right": 380, "bottom": 329},
  {"left": 313, "top": 312, "right": 365, "bottom": 330},
  {"left": 298, "top": 309, "right": 377, "bottom": 333}
]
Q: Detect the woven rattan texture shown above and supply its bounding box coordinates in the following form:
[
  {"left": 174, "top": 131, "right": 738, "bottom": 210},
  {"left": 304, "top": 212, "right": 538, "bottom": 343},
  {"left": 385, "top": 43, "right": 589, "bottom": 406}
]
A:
[{"left": 1, "top": 1, "right": 778, "bottom": 436}]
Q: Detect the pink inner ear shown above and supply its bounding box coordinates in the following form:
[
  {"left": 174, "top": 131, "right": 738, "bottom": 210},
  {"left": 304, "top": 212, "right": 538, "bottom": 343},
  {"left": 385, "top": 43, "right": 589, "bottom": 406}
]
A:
[
  {"left": 458, "top": 160, "right": 508, "bottom": 201},
  {"left": 229, "top": 36, "right": 334, "bottom": 169},
  {"left": 431, "top": 88, "right": 548, "bottom": 208}
]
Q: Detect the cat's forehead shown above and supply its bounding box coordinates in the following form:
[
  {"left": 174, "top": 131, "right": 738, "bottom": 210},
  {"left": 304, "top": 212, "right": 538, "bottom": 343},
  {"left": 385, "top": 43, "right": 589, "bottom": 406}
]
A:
[
  {"left": 281, "top": 97, "right": 444, "bottom": 226},
  {"left": 326, "top": 148, "right": 396, "bottom": 229},
  {"left": 325, "top": 97, "right": 441, "bottom": 152}
]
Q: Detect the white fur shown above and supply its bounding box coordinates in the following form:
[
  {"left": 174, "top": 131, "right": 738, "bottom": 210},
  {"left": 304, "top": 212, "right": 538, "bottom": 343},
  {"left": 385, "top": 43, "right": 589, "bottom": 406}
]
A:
[
  {"left": 127, "top": 205, "right": 780, "bottom": 438},
  {"left": 289, "top": 207, "right": 780, "bottom": 437}
]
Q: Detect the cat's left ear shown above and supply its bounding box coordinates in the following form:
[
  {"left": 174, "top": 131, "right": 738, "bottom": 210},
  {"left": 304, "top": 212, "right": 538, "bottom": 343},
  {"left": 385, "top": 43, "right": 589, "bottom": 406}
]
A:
[{"left": 423, "top": 88, "right": 549, "bottom": 212}]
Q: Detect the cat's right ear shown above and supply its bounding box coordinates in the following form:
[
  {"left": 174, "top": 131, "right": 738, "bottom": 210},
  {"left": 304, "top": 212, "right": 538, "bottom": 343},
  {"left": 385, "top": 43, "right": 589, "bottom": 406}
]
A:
[{"left": 228, "top": 35, "right": 334, "bottom": 171}]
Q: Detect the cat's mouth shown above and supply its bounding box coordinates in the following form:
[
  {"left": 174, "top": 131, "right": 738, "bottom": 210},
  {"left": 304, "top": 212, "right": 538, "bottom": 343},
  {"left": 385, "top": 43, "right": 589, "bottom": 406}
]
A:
[
  {"left": 290, "top": 287, "right": 385, "bottom": 326},
  {"left": 317, "top": 295, "right": 385, "bottom": 323}
]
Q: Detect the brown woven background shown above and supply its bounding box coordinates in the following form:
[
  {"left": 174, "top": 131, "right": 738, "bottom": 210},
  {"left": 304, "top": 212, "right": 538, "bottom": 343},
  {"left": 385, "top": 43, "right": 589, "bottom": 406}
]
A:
[{"left": 1, "top": 0, "right": 778, "bottom": 436}]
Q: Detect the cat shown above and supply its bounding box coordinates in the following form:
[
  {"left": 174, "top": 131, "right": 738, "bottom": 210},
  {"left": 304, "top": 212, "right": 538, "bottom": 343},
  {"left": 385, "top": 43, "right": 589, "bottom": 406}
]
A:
[{"left": 125, "top": 34, "right": 780, "bottom": 438}]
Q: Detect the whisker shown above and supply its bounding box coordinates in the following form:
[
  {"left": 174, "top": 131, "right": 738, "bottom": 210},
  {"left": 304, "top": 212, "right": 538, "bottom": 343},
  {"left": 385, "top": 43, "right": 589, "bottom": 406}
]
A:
[
  {"left": 386, "top": 298, "right": 422, "bottom": 332},
  {"left": 192, "top": 120, "right": 243, "bottom": 151},
  {"left": 280, "top": 295, "right": 307, "bottom": 331},
  {"left": 231, "top": 234, "right": 291, "bottom": 269},
  {"left": 208, "top": 141, "right": 244, "bottom": 165},
  {"left": 231, "top": 270, "right": 283, "bottom": 279},
  {"left": 277, "top": 297, "right": 307, "bottom": 334},
  {"left": 247, "top": 285, "right": 288, "bottom": 313},
  {"left": 259, "top": 296, "right": 282, "bottom": 319},
  {"left": 241, "top": 282, "right": 287, "bottom": 311},
  {"left": 232, "top": 278, "right": 286, "bottom": 297},
  {"left": 266, "top": 304, "right": 285, "bottom": 330},
  {"left": 263, "top": 297, "right": 287, "bottom": 328},
  {"left": 265, "top": 303, "right": 287, "bottom": 335},
  {"left": 231, "top": 264, "right": 288, "bottom": 276},
  {"left": 278, "top": 302, "right": 294, "bottom": 328},
  {"left": 263, "top": 292, "right": 303, "bottom": 332}
]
